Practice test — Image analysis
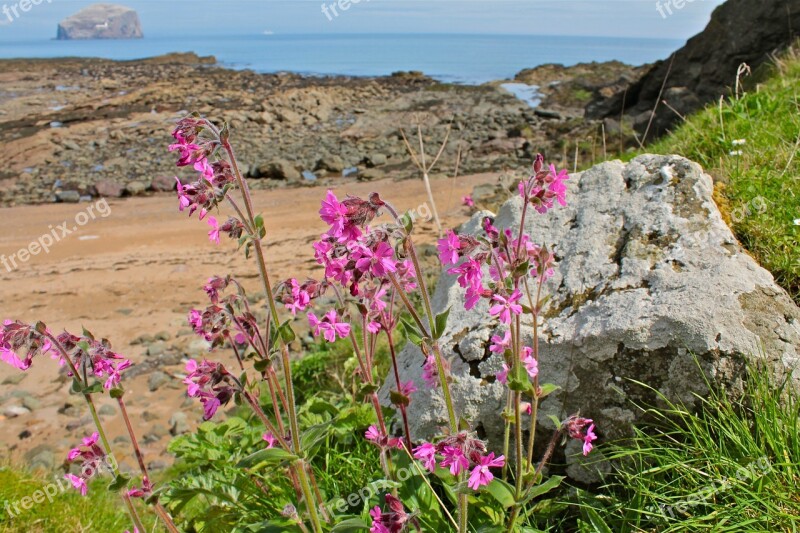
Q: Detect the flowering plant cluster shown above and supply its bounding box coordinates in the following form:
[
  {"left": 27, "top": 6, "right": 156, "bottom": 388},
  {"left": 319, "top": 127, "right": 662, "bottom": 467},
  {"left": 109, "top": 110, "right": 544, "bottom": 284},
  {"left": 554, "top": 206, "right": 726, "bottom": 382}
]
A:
[{"left": 1, "top": 116, "right": 597, "bottom": 532}]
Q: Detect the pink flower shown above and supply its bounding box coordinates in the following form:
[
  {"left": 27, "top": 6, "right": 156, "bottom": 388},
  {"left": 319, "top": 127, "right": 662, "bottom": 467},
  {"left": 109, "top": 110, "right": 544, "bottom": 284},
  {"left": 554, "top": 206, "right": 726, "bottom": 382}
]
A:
[
  {"left": 467, "top": 453, "right": 505, "bottom": 490},
  {"left": 365, "top": 425, "right": 382, "bottom": 443},
  {"left": 262, "top": 432, "right": 277, "bottom": 449},
  {"left": 583, "top": 424, "right": 597, "bottom": 456},
  {"left": 462, "top": 195, "right": 475, "bottom": 207},
  {"left": 440, "top": 446, "right": 469, "bottom": 476},
  {"left": 207, "top": 216, "right": 220, "bottom": 244},
  {"left": 496, "top": 363, "right": 509, "bottom": 384},
  {"left": 367, "top": 321, "right": 382, "bottom": 334},
  {"left": 422, "top": 354, "right": 438, "bottom": 388},
  {"left": 355, "top": 242, "right": 397, "bottom": 278},
  {"left": 521, "top": 347, "right": 538, "bottom": 379},
  {"left": 489, "top": 330, "right": 511, "bottom": 354},
  {"left": 437, "top": 230, "right": 461, "bottom": 266},
  {"left": 370, "top": 506, "right": 391, "bottom": 533},
  {"left": 284, "top": 279, "right": 310, "bottom": 315},
  {"left": 319, "top": 190, "right": 352, "bottom": 239},
  {"left": 489, "top": 290, "right": 523, "bottom": 324},
  {"left": 65, "top": 473, "right": 88, "bottom": 496},
  {"left": 307, "top": 310, "right": 350, "bottom": 343},
  {"left": 413, "top": 442, "right": 437, "bottom": 472},
  {"left": 448, "top": 257, "right": 482, "bottom": 291},
  {"left": 400, "top": 380, "right": 417, "bottom": 397}
]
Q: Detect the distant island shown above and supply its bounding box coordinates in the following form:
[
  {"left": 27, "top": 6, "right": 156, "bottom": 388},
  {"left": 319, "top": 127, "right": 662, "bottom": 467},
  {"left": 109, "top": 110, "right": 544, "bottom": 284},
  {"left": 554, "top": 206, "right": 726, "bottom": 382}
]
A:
[{"left": 56, "top": 3, "right": 143, "bottom": 40}]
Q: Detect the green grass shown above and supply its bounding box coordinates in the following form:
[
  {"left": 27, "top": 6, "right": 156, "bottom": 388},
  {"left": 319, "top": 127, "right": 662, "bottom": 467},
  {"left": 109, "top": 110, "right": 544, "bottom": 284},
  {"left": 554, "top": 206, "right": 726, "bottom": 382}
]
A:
[
  {"left": 578, "top": 363, "right": 800, "bottom": 532},
  {"left": 646, "top": 44, "right": 800, "bottom": 303},
  {"left": 0, "top": 464, "right": 149, "bottom": 532}
]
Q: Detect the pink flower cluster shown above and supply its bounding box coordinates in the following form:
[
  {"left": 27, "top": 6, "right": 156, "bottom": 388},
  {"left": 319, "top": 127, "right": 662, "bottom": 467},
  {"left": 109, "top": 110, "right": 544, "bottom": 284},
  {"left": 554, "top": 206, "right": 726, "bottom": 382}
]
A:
[
  {"left": 184, "top": 359, "right": 236, "bottom": 420},
  {"left": 413, "top": 432, "right": 506, "bottom": 490},
  {"left": 364, "top": 425, "right": 404, "bottom": 451},
  {"left": 64, "top": 432, "right": 107, "bottom": 496},
  {"left": 169, "top": 117, "right": 237, "bottom": 222},
  {"left": 188, "top": 276, "right": 260, "bottom": 349},
  {"left": 565, "top": 416, "right": 598, "bottom": 456},
  {"left": 52, "top": 331, "right": 132, "bottom": 390},
  {"left": 0, "top": 320, "right": 52, "bottom": 371},
  {"left": 369, "top": 494, "right": 409, "bottom": 533},
  {"left": 310, "top": 190, "right": 417, "bottom": 342},
  {"left": 518, "top": 153, "right": 570, "bottom": 214}
]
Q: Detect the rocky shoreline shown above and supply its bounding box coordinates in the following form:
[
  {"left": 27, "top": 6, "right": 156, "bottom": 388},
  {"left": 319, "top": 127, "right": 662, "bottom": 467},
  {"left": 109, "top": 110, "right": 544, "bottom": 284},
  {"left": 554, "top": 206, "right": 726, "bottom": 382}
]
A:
[{"left": 0, "top": 52, "right": 639, "bottom": 207}]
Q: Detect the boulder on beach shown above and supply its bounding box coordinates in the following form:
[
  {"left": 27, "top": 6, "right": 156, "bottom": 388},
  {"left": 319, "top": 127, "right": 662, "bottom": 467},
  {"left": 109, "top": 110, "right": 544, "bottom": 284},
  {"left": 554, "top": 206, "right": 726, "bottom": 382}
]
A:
[
  {"left": 381, "top": 154, "right": 800, "bottom": 476},
  {"left": 56, "top": 3, "right": 143, "bottom": 40}
]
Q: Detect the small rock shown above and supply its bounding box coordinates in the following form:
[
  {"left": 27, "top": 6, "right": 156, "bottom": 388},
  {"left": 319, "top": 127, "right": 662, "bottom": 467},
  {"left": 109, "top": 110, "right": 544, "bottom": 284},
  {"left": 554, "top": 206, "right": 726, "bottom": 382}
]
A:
[
  {"left": 55, "top": 190, "right": 81, "bottom": 203},
  {"left": 150, "top": 175, "right": 176, "bottom": 192},
  {"left": 154, "top": 331, "right": 172, "bottom": 341},
  {"left": 66, "top": 416, "right": 92, "bottom": 431},
  {"left": 25, "top": 444, "right": 55, "bottom": 470},
  {"left": 146, "top": 341, "right": 167, "bottom": 357},
  {"left": 342, "top": 167, "right": 359, "bottom": 179},
  {"left": 302, "top": 170, "right": 317, "bottom": 182},
  {"left": 147, "top": 460, "right": 168, "bottom": 472},
  {"left": 316, "top": 155, "right": 345, "bottom": 173},
  {"left": 125, "top": 181, "right": 148, "bottom": 196},
  {"left": 141, "top": 410, "right": 159, "bottom": 422},
  {"left": 169, "top": 412, "right": 190, "bottom": 436},
  {"left": 95, "top": 179, "right": 125, "bottom": 198},
  {"left": 98, "top": 404, "right": 116, "bottom": 416},
  {"left": 3, "top": 405, "right": 30, "bottom": 417},
  {"left": 3, "top": 374, "right": 26, "bottom": 385},
  {"left": 131, "top": 333, "right": 155, "bottom": 345},
  {"left": 148, "top": 371, "right": 169, "bottom": 392},
  {"left": 365, "top": 153, "right": 387, "bottom": 167},
  {"left": 21, "top": 396, "right": 41, "bottom": 411},
  {"left": 255, "top": 159, "right": 301, "bottom": 181}
]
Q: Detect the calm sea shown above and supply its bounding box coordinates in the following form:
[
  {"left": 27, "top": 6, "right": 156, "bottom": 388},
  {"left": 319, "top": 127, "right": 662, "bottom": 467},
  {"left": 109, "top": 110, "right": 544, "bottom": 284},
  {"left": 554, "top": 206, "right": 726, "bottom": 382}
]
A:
[{"left": 0, "top": 33, "right": 680, "bottom": 84}]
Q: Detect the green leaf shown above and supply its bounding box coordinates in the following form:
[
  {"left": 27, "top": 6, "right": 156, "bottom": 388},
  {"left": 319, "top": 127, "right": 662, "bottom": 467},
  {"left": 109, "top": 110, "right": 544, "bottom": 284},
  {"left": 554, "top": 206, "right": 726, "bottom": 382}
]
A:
[
  {"left": 330, "top": 518, "right": 371, "bottom": 532},
  {"left": 433, "top": 307, "right": 451, "bottom": 339},
  {"left": 253, "top": 359, "right": 269, "bottom": 373},
  {"left": 109, "top": 387, "right": 124, "bottom": 399},
  {"left": 399, "top": 317, "right": 422, "bottom": 345},
  {"left": 300, "top": 422, "right": 331, "bottom": 456},
  {"left": 546, "top": 414, "right": 562, "bottom": 429},
  {"left": 278, "top": 320, "right": 296, "bottom": 343},
  {"left": 484, "top": 478, "right": 516, "bottom": 508},
  {"left": 359, "top": 383, "right": 380, "bottom": 395},
  {"left": 389, "top": 390, "right": 410, "bottom": 407},
  {"left": 236, "top": 448, "right": 298, "bottom": 471},
  {"left": 581, "top": 506, "right": 614, "bottom": 533},
  {"left": 82, "top": 381, "right": 105, "bottom": 395},
  {"left": 517, "top": 475, "right": 564, "bottom": 506},
  {"left": 537, "top": 383, "right": 561, "bottom": 399},
  {"left": 107, "top": 474, "right": 130, "bottom": 492}
]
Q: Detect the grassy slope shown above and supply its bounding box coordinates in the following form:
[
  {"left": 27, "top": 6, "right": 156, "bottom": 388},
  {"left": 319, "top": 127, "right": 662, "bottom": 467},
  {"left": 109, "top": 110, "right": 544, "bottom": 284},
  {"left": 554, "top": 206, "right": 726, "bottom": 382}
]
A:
[
  {"left": 647, "top": 46, "right": 800, "bottom": 303},
  {"left": 0, "top": 465, "right": 147, "bottom": 532}
]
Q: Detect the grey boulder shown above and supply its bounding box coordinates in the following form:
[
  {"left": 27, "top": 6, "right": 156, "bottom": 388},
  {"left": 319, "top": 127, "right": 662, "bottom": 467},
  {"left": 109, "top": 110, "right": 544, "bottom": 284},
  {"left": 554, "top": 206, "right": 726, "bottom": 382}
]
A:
[{"left": 382, "top": 154, "right": 800, "bottom": 471}]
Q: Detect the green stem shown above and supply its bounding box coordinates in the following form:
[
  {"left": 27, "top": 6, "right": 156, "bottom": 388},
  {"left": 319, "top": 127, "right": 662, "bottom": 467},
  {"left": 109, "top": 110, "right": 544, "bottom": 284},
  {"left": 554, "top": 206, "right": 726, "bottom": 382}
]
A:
[{"left": 222, "top": 138, "right": 323, "bottom": 532}]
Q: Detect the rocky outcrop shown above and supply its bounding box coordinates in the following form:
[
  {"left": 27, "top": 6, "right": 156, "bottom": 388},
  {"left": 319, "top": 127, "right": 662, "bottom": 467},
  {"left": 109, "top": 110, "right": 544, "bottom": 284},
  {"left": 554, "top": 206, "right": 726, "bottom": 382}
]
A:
[
  {"left": 588, "top": 0, "right": 800, "bottom": 140},
  {"left": 56, "top": 4, "right": 143, "bottom": 40},
  {"left": 382, "top": 154, "right": 800, "bottom": 476}
]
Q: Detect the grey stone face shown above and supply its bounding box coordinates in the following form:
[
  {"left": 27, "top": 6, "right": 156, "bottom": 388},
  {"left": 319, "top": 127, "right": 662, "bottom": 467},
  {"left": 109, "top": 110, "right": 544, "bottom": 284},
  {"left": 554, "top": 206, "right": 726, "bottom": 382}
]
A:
[{"left": 381, "top": 155, "right": 800, "bottom": 473}]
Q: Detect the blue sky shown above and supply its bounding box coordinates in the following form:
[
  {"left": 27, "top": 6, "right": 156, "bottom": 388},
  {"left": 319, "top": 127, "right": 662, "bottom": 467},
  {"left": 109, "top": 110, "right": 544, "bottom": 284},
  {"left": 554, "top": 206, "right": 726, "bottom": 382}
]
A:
[{"left": 0, "top": 0, "right": 726, "bottom": 40}]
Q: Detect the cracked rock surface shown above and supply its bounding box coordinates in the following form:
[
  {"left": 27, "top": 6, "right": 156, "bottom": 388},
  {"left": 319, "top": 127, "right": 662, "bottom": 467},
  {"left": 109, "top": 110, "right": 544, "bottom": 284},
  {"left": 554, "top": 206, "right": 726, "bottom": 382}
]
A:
[{"left": 381, "top": 154, "right": 800, "bottom": 477}]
